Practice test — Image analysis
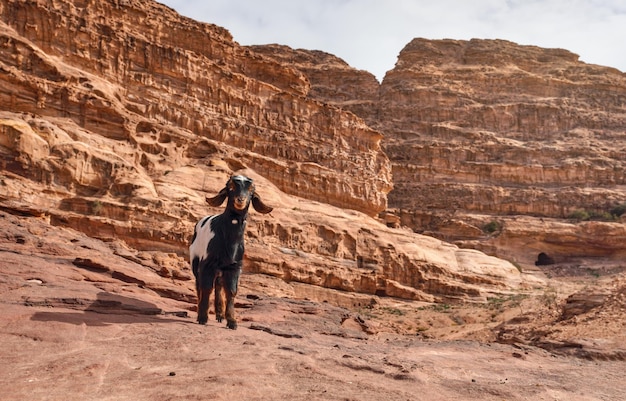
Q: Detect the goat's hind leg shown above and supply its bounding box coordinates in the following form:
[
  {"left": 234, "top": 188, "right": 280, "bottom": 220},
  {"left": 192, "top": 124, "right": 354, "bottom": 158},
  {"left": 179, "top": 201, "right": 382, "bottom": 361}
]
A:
[{"left": 213, "top": 273, "right": 225, "bottom": 323}]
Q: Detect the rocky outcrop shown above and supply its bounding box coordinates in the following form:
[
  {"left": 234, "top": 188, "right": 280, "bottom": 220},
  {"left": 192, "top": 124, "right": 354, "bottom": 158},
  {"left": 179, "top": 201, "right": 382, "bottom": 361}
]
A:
[
  {"left": 249, "top": 44, "right": 380, "bottom": 118},
  {"left": 277, "top": 38, "right": 626, "bottom": 264},
  {"left": 1, "top": 213, "right": 623, "bottom": 400},
  {"left": 0, "top": 0, "right": 534, "bottom": 303},
  {"left": 0, "top": 114, "right": 530, "bottom": 303},
  {"left": 377, "top": 38, "right": 626, "bottom": 261},
  {"left": 0, "top": 0, "right": 391, "bottom": 216},
  {"left": 380, "top": 38, "right": 626, "bottom": 217},
  {"left": 459, "top": 216, "right": 626, "bottom": 266}
]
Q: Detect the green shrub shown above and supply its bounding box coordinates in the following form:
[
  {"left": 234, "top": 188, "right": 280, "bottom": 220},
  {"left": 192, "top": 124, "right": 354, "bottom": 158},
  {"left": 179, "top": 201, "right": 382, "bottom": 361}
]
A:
[
  {"left": 483, "top": 220, "right": 501, "bottom": 234},
  {"left": 90, "top": 200, "right": 104, "bottom": 215},
  {"left": 590, "top": 211, "right": 614, "bottom": 221},
  {"left": 568, "top": 209, "right": 590, "bottom": 221},
  {"left": 569, "top": 203, "right": 626, "bottom": 222},
  {"left": 610, "top": 202, "right": 626, "bottom": 217}
]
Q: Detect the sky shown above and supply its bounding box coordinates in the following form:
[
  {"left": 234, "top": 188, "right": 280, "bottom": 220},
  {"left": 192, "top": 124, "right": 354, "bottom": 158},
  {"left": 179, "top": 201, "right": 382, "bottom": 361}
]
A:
[{"left": 159, "top": 0, "right": 626, "bottom": 81}]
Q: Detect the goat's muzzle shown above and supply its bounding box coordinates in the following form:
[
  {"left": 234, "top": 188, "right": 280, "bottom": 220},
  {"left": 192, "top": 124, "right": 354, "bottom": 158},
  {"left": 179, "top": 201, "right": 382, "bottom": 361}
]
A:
[{"left": 233, "top": 197, "right": 248, "bottom": 210}]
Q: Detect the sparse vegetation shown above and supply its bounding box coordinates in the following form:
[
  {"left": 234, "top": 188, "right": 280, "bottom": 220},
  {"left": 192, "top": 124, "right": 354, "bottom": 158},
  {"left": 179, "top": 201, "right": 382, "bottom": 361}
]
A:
[
  {"left": 587, "top": 268, "right": 600, "bottom": 278},
  {"left": 90, "top": 200, "right": 104, "bottom": 215},
  {"left": 568, "top": 202, "right": 626, "bottom": 222},
  {"left": 610, "top": 202, "right": 626, "bottom": 218},
  {"left": 423, "top": 303, "right": 452, "bottom": 313},
  {"left": 356, "top": 308, "right": 376, "bottom": 319},
  {"left": 540, "top": 286, "right": 558, "bottom": 309},
  {"left": 486, "top": 293, "right": 528, "bottom": 313},
  {"left": 486, "top": 296, "right": 506, "bottom": 310},
  {"left": 482, "top": 220, "right": 501, "bottom": 234},
  {"left": 381, "top": 307, "right": 405, "bottom": 316},
  {"left": 567, "top": 209, "right": 590, "bottom": 221}
]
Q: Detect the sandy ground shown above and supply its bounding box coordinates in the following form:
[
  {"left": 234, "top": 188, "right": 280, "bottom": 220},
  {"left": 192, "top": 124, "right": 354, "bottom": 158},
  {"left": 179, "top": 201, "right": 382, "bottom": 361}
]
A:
[
  {"left": 1, "top": 296, "right": 624, "bottom": 401},
  {"left": 1, "top": 211, "right": 625, "bottom": 401}
]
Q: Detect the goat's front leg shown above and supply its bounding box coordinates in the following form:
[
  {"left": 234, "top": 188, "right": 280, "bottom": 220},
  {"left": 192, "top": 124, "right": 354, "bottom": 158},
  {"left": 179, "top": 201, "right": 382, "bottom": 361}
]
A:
[
  {"left": 222, "top": 268, "right": 241, "bottom": 330},
  {"left": 197, "top": 287, "right": 212, "bottom": 325},
  {"left": 214, "top": 273, "right": 225, "bottom": 323},
  {"left": 197, "top": 268, "right": 216, "bottom": 325}
]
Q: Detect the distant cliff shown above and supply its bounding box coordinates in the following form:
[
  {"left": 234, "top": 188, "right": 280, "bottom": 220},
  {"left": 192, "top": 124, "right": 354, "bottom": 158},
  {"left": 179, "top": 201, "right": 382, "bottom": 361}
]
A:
[{"left": 264, "top": 37, "right": 626, "bottom": 265}]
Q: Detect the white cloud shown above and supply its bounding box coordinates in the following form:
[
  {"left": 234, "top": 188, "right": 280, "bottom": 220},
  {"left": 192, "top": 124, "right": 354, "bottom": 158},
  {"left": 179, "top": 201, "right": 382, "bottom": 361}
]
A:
[{"left": 160, "top": 0, "right": 626, "bottom": 80}]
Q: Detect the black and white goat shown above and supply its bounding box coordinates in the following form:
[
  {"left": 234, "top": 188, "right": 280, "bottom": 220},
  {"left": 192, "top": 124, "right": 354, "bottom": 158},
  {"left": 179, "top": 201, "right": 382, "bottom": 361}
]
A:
[{"left": 190, "top": 175, "right": 273, "bottom": 329}]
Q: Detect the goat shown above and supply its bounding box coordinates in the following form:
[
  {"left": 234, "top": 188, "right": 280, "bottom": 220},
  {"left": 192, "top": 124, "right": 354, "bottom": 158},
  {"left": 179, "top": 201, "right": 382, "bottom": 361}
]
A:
[{"left": 190, "top": 175, "right": 273, "bottom": 329}]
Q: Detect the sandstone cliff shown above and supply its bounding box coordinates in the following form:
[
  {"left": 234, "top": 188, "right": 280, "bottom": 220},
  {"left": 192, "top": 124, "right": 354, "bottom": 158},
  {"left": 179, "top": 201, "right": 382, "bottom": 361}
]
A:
[
  {"left": 0, "top": 0, "right": 533, "bottom": 304},
  {"left": 272, "top": 38, "right": 626, "bottom": 265},
  {"left": 382, "top": 39, "right": 626, "bottom": 264},
  {"left": 0, "top": 0, "right": 391, "bottom": 216},
  {"left": 381, "top": 38, "right": 626, "bottom": 215},
  {"left": 2, "top": 2, "right": 626, "bottom": 395}
]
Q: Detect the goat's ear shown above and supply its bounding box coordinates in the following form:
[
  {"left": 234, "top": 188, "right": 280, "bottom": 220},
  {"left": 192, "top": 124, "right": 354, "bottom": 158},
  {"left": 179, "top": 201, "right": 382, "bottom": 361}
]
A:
[
  {"left": 252, "top": 193, "right": 273, "bottom": 214},
  {"left": 206, "top": 187, "right": 228, "bottom": 207}
]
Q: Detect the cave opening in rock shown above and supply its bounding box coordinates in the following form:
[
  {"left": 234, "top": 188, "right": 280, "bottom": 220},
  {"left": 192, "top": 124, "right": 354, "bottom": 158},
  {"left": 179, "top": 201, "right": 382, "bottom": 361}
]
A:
[{"left": 535, "top": 252, "right": 555, "bottom": 266}]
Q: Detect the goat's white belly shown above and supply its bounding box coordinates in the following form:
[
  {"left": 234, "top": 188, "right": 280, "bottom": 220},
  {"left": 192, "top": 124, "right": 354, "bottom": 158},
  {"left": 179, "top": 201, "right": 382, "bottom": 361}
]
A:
[{"left": 190, "top": 216, "right": 216, "bottom": 263}]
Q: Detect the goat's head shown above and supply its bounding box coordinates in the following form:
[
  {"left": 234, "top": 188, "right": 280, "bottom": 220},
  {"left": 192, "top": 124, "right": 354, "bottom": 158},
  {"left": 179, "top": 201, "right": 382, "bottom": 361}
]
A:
[{"left": 206, "top": 175, "right": 273, "bottom": 214}]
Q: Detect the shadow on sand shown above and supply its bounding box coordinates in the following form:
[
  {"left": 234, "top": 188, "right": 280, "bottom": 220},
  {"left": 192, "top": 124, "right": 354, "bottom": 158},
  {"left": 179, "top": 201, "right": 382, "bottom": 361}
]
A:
[{"left": 31, "top": 291, "right": 192, "bottom": 326}]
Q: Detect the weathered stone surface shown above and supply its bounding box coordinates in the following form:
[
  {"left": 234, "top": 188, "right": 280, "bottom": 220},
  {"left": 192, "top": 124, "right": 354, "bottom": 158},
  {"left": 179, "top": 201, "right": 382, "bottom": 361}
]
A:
[
  {"left": 0, "top": 0, "right": 391, "bottom": 216},
  {"left": 250, "top": 44, "right": 381, "bottom": 118},
  {"left": 561, "top": 291, "right": 609, "bottom": 320},
  {"left": 1, "top": 1, "right": 625, "bottom": 398},
  {"left": 288, "top": 37, "right": 626, "bottom": 264},
  {"left": 0, "top": 0, "right": 532, "bottom": 304},
  {"left": 451, "top": 215, "right": 626, "bottom": 267},
  {"left": 1, "top": 212, "right": 624, "bottom": 400},
  {"left": 381, "top": 39, "right": 626, "bottom": 228}
]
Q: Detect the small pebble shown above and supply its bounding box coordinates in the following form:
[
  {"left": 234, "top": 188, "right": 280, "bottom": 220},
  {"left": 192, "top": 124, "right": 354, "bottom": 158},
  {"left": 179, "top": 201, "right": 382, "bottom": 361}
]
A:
[{"left": 169, "top": 372, "right": 176, "bottom": 376}]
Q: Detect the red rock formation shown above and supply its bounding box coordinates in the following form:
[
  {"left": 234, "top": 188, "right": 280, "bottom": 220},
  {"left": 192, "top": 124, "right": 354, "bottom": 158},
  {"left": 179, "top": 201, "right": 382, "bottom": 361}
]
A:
[
  {"left": 280, "top": 37, "right": 626, "bottom": 263},
  {"left": 381, "top": 38, "right": 625, "bottom": 213},
  {"left": 379, "top": 39, "right": 626, "bottom": 262},
  {"left": 249, "top": 44, "right": 381, "bottom": 118},
  {"left": 0, "top": 0, "right": 532, "bottom": 303},
  {"left": 1, "top": 4, "right": 626, "bottom": 395},
  {"left": 0, "top": 0, "right": 391, "bottom": 216}
]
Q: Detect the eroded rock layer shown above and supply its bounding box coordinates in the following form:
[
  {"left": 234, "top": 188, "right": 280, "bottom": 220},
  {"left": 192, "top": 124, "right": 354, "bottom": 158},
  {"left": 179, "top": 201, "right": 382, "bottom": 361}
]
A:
[
  {"left": 0, "top": 0, "right": 532, "bottom": 302},
  {"left": 278, "top": 38, "right": 626, "bottom": 263},
  {"left": 380, "top": 39, "right": 626, "bottom": 261},
  {"left": 381, "top": 38, "right": 626, "bottom": 217},
  {"left": 0, "top": 0, "right": 391, "bottom": 216}
]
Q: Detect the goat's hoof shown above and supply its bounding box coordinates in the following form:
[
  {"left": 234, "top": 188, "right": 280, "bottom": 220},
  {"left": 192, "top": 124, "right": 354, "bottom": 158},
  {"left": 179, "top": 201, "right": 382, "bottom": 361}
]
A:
[
  {"left": 197, "top": 316, "right": 208, "bottom": 325},
  {"left": 216, "top": 315, "right": 224, "bottom": 323},
  {"left": 226, "top": 320, "right": 237, "bottom": 330}
]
